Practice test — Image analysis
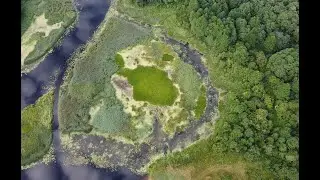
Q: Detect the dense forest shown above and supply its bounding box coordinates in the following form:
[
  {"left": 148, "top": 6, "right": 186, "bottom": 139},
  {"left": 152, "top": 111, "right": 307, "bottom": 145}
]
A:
[{"left": 133, "top": 0, "right": 299, "bottom": 178}]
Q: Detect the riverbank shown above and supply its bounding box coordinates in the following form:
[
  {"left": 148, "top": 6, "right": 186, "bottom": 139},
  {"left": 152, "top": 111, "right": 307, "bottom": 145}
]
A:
[
  {"left": 21, "top": 0, "right": 79, "bottom": 74},
  {"left": 21, "top": 0, "right": 112, "bottom": 173}
]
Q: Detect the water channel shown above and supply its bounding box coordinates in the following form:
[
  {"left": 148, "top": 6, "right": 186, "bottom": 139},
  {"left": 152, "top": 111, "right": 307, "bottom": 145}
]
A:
[
  {"left": 21, "top": 0, "right": 143, "bottom": 179},
  {"left": 21, "top": 0, "right": 219, "bottom": 179}
]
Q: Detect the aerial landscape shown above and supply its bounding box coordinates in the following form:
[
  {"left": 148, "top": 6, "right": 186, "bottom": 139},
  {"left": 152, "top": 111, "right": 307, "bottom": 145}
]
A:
[{"left": 21, "top": 0, "right": 299, "bottom": 179}]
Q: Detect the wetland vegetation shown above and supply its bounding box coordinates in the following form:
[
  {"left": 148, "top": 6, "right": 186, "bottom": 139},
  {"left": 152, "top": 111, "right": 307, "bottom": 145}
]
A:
[
  {"left": 58, "top": 13, "right": 153, "bottom": 134},
  {"left": 21, "top": 90, "right": 54, "bottom": 166},
  {"left": 21, "top": 0, "right": 298, "bottom": 179},
  {"left": 56, "top": 1, "right": 215, "bottom": 173},
  {"left": 117, "top": 0, "right": 299, "bottom": 179},
  {"left": 21, "top": 0, "right": 76, "bottom": 70}
]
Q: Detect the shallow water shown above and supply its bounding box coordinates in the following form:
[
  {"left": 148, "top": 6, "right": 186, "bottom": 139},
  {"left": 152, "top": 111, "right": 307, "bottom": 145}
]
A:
[
  {"left": 21, "top": 162, "right": 142, "bottom": 180},
  {"left": 21, "top": 0, "right": 143, "bottom": 179},
  {"left": 21, "top": 0, "right": 108, "bottom": 110}
]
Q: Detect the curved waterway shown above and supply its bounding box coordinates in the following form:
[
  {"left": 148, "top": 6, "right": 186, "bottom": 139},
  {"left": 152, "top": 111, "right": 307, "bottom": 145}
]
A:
[
  {"left": 21, "top": 0, "right": 219, "bottom": 179},
  {"left": 21, "top": 0, "right": 143, "bottom": 179}
]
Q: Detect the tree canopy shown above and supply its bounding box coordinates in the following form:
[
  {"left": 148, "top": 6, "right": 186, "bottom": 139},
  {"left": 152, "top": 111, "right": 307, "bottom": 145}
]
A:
[{"left": 134, "top": 0, "right": 299, "bottom": 178}]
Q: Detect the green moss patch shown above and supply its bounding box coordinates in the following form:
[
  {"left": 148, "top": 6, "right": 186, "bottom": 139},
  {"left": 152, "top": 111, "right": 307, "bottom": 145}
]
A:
[
  {"left": 118, "top": 66, "right": 178, "bottom": 106},
  {"left": 21, "top": 90, "right": 54, "bottom": 166},
  {"left": 115, "top": 53, "right": 125, "bottom": 68},
  {"left": 162, "top": 54, "right": 174, "bottom": 61},
  {"left": 195, "top": 85, "right": 207, "bottom": 119}
]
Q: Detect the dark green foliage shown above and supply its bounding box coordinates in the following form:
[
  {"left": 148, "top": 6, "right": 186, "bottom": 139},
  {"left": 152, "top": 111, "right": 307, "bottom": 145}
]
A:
[
  {"left": 263, "top": 33, "right": 277, "bottom": 53},
  {"left": 162, "top": 54, "right": 174, "bottom": 61},
  {"left": 266, "top": 48, "right": 298, "bottom": 82},
  {"left": 128, "top": 0, "right": 299, "bottom": 178}
]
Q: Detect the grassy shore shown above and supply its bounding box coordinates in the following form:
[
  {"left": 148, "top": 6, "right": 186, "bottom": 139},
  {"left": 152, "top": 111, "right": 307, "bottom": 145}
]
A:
[
  {"left": 21, "top": 0, "right": 77, "bottom": 71},
  {"left": 21, "top": 90, "right": 54, "bottom": 166}
]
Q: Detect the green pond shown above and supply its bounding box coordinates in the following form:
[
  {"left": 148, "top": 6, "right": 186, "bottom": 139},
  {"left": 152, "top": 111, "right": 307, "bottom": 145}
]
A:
[{"left": 118, "top": 66, "right": 178, "bottom": 106}]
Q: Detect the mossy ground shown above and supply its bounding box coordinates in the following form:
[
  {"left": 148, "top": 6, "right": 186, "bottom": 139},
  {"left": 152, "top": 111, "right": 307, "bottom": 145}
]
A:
[
  {"left": 90, "top": 103, "right": 131, "bottom": 133},
  {"left": 58, "top": 11, "right": 152, "bottom": 133},
  {"left": 118, "top": 66, "right": 178, "bottom": 106},
  {"left": 194, "top": 85, "right": 207, "bottom": 119},
  {"left": 21, "top": 90, "right": 54, "bottom": 166},
  {"left": 115, "top": 53, "right": 125, "bottom": 68},
  {"left": 21, "top": 13, "right": 63, "bottom": 66},
  {"left": 162, "top": 54, "right": 174, "bottom": 61}
]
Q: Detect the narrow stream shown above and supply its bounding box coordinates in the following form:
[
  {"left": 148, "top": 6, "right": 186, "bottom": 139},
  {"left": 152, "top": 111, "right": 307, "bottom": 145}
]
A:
[{"left": 21, "top": 0, "right": 142, "bottom": 179}]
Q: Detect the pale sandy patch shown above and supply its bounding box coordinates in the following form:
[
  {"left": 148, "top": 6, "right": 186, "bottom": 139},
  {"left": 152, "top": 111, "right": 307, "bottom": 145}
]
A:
[
  {"left": 21, "top": 40, "right": 37, "bottom": 66},
  {"left": 21, "top": 13, "right": 63, "bottom": 66},
  {"left": 88, "top": 99, "right": 104, "bottom": 122},
  {"left": 118, "top": 45, "right": 155, "bottom": 69},
  {"left": 163, "top": 64, "right": 175, "bottom": 80}
]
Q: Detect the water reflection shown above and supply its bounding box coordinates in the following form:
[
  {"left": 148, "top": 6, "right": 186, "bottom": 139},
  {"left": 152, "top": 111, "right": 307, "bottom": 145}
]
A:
[
  {"left": 21, "top": 0, "right": 144, "bottom": 179},
  {"left": 21, "top": 0, "right": 109, "bottom": 110},
  {"left": 22, "top": 163, "right": 143, "bottom": 180}
]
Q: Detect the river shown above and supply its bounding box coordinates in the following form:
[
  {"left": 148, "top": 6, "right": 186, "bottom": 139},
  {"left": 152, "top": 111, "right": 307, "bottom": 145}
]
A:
[
  {"left": 21, "top": 0, "right": 143, "bottom": 179},
  {"left": 21, "top": 0, "right": 219, "bottom": 179}
]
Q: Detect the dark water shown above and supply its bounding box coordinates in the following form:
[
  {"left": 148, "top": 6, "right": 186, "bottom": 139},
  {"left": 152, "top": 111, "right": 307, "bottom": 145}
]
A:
[
  {"left": 21, "top": 0, "right": 108, "bottom": 110},
  {"left": 21, "top": 163, "right": 142, "bottom": 180},
  {"left": 21, "top": 0, "right": 143, "bottom": 179}
]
